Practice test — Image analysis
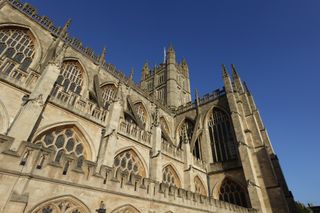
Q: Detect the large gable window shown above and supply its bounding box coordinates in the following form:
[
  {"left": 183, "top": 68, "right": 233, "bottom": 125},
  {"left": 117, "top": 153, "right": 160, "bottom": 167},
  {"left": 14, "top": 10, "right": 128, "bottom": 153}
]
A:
[{"left": 208, "top": 108, "right": 237, "bottom": 163}]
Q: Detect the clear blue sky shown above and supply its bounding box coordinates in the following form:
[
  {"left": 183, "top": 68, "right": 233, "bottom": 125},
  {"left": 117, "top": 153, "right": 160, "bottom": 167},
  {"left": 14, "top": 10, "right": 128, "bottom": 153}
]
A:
[{"left": 26, "top": 0, "right": 319, "bottom": 205}]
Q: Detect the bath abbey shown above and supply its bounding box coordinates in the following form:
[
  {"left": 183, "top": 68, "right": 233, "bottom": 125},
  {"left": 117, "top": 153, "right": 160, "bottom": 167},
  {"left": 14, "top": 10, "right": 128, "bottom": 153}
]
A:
[{"left": 0, "top": 0, "right": 297, "bottom": 212}]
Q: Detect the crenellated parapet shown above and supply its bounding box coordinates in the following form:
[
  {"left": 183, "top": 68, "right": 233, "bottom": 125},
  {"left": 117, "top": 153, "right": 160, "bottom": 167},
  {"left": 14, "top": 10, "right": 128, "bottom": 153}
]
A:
[
  {"left": 0, "top": 135, "right": 258, "bottom": 213},
  {"left": 175, "top": 87, "right": 226, "bottom": 115},
  {"left": 1, "top": 0, "right": 174, "bottom": 116}
]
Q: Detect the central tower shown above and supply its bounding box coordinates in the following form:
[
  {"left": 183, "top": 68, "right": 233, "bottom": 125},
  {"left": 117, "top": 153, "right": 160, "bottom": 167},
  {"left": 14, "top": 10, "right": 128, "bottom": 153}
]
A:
[{"left": 140, "top": 45, "right": 191, "bottom": 109}]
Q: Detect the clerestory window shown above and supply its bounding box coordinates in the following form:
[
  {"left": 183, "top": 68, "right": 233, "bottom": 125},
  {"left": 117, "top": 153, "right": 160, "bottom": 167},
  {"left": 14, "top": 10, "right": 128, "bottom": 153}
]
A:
[
  {"left": 0, "top": 27, "right": 35, "bottom": 79},
  {"left": 56, "top": 61, "right": 83, "bottom": 95},
  {"left": 101, "top": 84, "right": 117, "bottom": 106}
]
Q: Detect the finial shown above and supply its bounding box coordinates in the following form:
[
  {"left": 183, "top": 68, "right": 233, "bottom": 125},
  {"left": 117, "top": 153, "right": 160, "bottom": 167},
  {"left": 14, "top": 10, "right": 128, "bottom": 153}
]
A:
[
  {"left": 222, "top": 64, "right": 229, "bottom": 77},
  {"left": 195, "top": 88, "right": 199, "bottom": 101},
  {"left": 181, "top": 57, "right": 187, "bottom": 64},
  {"left": 231, "top": 64, "right": 239, "bottom": 79},
  {"left": 99, "top": 47, "right": 107, "bottom": 66},
  {"left": 167, "top": 43, "right": 175, "bottom": 53},
  {"left": 129, "top": 67, "right": 134, "bottom": 81},
  {"left": 59, "top": 18, "right": 72, "bottom": 39},
  {"left": 142, "top": 62, "right": 149, "bottom": 72},
  {"left": 195, "top": 88, "right": 200, "bottom": 109}
]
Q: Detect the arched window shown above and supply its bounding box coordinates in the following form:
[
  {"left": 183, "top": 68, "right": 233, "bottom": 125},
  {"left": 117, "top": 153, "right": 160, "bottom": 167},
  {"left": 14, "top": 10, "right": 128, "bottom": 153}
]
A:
[
  {"left": 0, "top": 27, "right": 35, "bottom": 79},
  {"left": 178, "top": 119, "right": 194, "bottom": 148},
  {"left": 162, "top": 165, "right": 181, "bottom": 188},
  {"left": 56, "top": 61, "right": 83, "bottom": 95},
  {"left": 194, "top": 176, "right": 206, "bottom": 196},
  {"left": 134, "top": 102, "right": 147, "bottom": 125},
  {"left": 33, "top": 125, "right": 89, "bottom": 165},
  {"left": 30, "top": 196, "right": 90, "bottom": 213},
  {"left": 113, "top": 149, "right": 146, "bottom": 177},
  {"left": 111, "top": 204, "right": 141, "bottom": 213},
  {"left": 219, "top": 178, "right": 249, "bottom": 207},
  {"left": 208, "top": 108, "right": 237, "bottom": 163},
  {"left": 101, "top": 84, "right": 117, "bottom": 106}
]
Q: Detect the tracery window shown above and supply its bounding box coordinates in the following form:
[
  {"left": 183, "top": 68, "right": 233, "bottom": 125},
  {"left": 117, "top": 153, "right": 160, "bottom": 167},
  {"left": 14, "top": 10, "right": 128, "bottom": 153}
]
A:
[
  {"left": 208, "top": 108, "right": 237, "bottom": 163},
  {"left": 111, "top": 205, "right": 141, "bottom": 213},
  {"left": 194, "top": 176, "right": 206, "bottom": 196},
  {"left": 31, "top": 196, "right": 90, "bottom": 213},
  {"left": 101, "top": 84, "right": 117, "bottom": 106},
  {"left": 219, "top": 178, "right": 249, "bottom": 207},
  {"left": 134, "top": 102, "right": 147, "bottom": 125},
  {"left": 162, "top": 165, "right": 181, "bottom": 187},
  {"left": 0, "top": 27, "right": 35, "bottom": 79},
  {"left": 33, "top": 126, "right": 88, "bottom": 165},
  {"left": 113, "top": 149, "right": 146, "bottom": 177},
  {"left": 178, "top": 119, "right": 194, "bottom": 148},
  {"left": 56, "top": 61, "right": 83, "bottom": 95}
]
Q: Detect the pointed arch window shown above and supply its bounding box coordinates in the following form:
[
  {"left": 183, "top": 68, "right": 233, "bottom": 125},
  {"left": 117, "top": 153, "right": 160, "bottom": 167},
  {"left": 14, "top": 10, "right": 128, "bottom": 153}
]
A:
[
  {"left": 162, "top": 165, "right": 181, "bottom": 187},
  {"left": 219, "top": 178, "right": 249, "bottom": 207},
  {"left": 178, "top": 119, "right": 194, "bottom": 149},
  {"left": 113, "top": 149, "right": 146, "bottom": 177},
  {"left": 30, "top": 196, "right": 90, "bottom": 213},
  {"left": 134, "top": 102, "right": 147, "bottom": 125},
  {"left": 101, "top": 84, "right": 117, "bottom": 106},
  {"left": 208, "top": 108, "right": 237, "bottom": 163},
  {"left": 0, "top": 27, "right": 35, "bottom": 79},
  {"left": 111, "top": 204, "right": 141, "bottom": 213},
  {"left": 33, "top": 125, "right": 89, "bottom": 165},
  {"left": 56, "top": 61, "right": 83, "bottom": 95}
]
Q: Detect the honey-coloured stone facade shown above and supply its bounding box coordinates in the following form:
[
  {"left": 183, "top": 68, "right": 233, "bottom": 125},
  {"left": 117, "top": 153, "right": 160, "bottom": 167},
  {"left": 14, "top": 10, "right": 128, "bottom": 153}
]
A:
[{"left": 0, "top": 1, "right": 296, "bottom": 212}]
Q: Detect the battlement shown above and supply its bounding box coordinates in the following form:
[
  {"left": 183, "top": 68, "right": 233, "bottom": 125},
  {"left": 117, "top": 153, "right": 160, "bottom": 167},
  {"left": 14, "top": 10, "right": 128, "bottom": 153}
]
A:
[
  {"left": 175, "top": 87, "right": 226, "bottom": 114},
  {"left": 2, "top": 0, "right": 175, "bottom": 115},
  {"left": 0, "top": 135, "right": 257, "bottom": 213}
]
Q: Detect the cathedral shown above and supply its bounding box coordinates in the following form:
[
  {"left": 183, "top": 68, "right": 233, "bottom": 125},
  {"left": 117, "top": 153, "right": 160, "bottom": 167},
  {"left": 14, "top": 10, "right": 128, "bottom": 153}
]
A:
[{"left": 0, "top": 1, "right": 296, "bottom": 212}]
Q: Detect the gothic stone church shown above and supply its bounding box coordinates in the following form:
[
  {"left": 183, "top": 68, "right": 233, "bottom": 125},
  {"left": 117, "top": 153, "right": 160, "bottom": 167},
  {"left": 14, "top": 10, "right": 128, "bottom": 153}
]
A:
[{"left": 0, "top": 1, "right": 296, "bottom": 213}]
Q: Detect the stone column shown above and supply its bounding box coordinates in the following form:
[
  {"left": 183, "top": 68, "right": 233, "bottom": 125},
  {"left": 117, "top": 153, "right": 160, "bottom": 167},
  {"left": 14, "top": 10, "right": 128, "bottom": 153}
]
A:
[{"left": 8, "top": 62, "right": 60, "bottom": 151}]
